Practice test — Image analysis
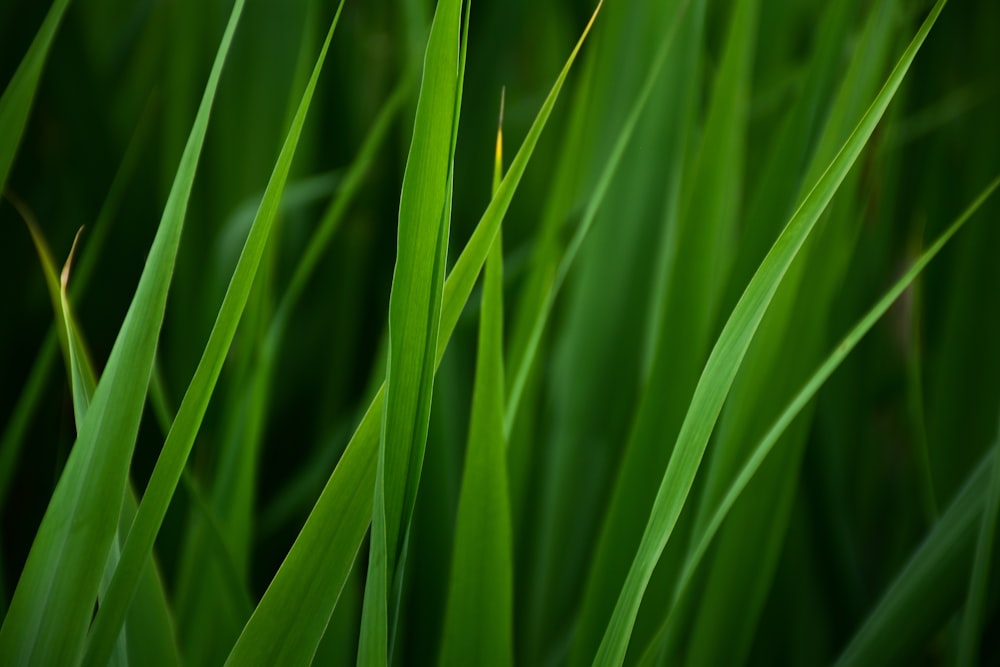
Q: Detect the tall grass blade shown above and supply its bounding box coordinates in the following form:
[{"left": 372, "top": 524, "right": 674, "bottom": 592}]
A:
[
  {"left": 836, "top": 447, "right": 998, "bottom": 666},
  {"left": 19, "top": 210, "right": 182, "bottom": 666},
  {"left": 593, "top": 1, "right": 949, "bottom": 663},
  {"left": 957, "top": 413, "right": 1000, "bottom": 666},
  {"left": 81, "top": 4, "right": 345, "bottom": 665},
  {"left": 0, "top": 100, "right": 155, "bottom": 509},
  {"left": 225, "top": 10, "right": 599, "bottom": 663},
  {"left": 0, "top": 0, "right": 245, "bottom": 662},
  {"left": 438, "top": 96, "right": 512, "bottom": 667},
  {"left": 0, "top": 0, "right": 71, "bottom": 191},
  {"left": 635, "top": 174, "right": 1000, "bottom": 665},
  {"left": 357, "top": 0, "right": 466, "bottom": 662}
]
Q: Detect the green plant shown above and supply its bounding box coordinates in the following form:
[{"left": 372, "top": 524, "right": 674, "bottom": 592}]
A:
[{"left": 1, "top": 0, "right": 998, "bottom": 665}]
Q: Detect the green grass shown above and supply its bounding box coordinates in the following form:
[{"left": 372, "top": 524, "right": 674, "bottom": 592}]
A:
[{"left": 1, "top": 0, "right": 999, "bottom": 665}]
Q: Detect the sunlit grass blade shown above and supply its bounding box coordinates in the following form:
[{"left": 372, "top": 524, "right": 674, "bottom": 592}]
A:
[
  {"left": 80, "top": 4, "right": 346, "bottom": 665},
  {"left": 438, "top": 95, "right": 512, "bottom": 667},
  {"left": 593, "top": 1, "right": 949, "bottom": 663},
  {"left": 0, "top": 1, "right": 245, "bottom": 662},
  {"left": 0, "top": 0, "right": 71, "bottom": 190},
  {"left": 957, "top": 413, "right": 1000, "bottom": 666},
  {"left": 634, "top": 174, "right": 1000, "bottom": 665},
  {"left": 225, "top": 10, "right": 600, "bottom": 663}
]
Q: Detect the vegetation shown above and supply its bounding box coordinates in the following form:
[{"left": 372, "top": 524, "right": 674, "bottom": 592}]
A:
[{"left": 1, "top": 0, "right": 998, "bottom": 664}]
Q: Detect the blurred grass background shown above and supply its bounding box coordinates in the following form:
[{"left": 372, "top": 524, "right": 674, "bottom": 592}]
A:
[{"left": 2, "top": 0, "right": 1000, "bottom": 664}]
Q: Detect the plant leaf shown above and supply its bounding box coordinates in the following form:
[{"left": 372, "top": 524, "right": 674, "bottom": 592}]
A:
[
  {"left": 80, "top": 4, "right": 346, "bottom": 665},
  {"left": 0, "top": 0, "right": 245, "bottom": 662},
  {"left": 634, "top": 174, "right": 1000, "bottom": 666},
  {"left": 0, "top": 0, "right": 71, "bottom": 191},
  {"left": 438, "top": 94, "right": 512, "bottom": 667},
  {"left": 592, "top": 1, "right": 949, "bottom": 663},
  {"left": 357, "top": 0, "right": 466, "bottom": 662},
  {"left": 224, "top": 8, "right": 600, "bottom": 664}
]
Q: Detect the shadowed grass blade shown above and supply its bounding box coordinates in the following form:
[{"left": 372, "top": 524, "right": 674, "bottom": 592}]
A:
[
  {"left": 0, "top": 0, "right": 71, "bottom": 190},
  {"left": 593, "top": 1, "right": 949, "bottom": 664},
  {"left": 958, "top": 413, "right": 1000, "bottom": 666},
  {"left": 0, "top": 99, "right": 155, "bottom": 509},
  {"left": 835, "top": 445, "right": 998, "bottom": 666},
  {"left": 0, "top": 0, "right": 245, "bottom": 662}
]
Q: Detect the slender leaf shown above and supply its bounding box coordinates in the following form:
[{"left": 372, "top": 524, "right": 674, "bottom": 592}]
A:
[
  {"left": 357, "top": 0, "right": 466, "bottom": 662},
  {"left": 438, "top": 95, "right": 512, "bottom": 667},
  {"left": 635, "top": 174, "right": 1000, "bottom": 665},
  {"left": 0, "top": 0, "right": 71, "bottom": 191},
  {"left": 81, "top": 4, "right": 346, "bottom": 665},
  {"left": 224, "top": 9, "right": 600, "bottom": 663},
  {"left": 958, "top": 413, "right": 1000, "bottom": 666},
  {"left": 593, "top": 2, "right": 949, "bottom": 663},
  {"left": 0, "top": 0, "right": 245, "bottom": 661}
]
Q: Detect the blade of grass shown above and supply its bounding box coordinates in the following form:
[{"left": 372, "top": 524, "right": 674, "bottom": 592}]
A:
[
  {"left": 634, "top": 174, "right": 1000, "bottom": 665},
  {"left": 358, "top": 0, "right": 466, "bottom": 660},
  {"left": 592, "top": 2, "right": 949, "bottom": 663},
  {"left": 81, "top": 4, "right": 346, "bottom": 665},
  {"left": 680, "top": 4, "right": 903, "bottom": 659},
  {"left": 19, "top": 208, "right": 183, "bottom": 667},
  {"left": 957, "top": 412, "right": 1000, "bottom": 666},
  {"left": 224, "top": 10, "right": 600, "bottom": 663},
  {"left": 0, "top": 85, "right": 156, "bottom": 518},
  {"left": 438, "top": 93, "right": 512, "bottom": 667},
  {"left": 835, "top": 445, "right": 999, "bottom": 666},
  {"left": 0, "top": 1, "right": 245, "bottom": 659},
  {"left": 0, "top": 0, "right": 71, "bottom": 191}
]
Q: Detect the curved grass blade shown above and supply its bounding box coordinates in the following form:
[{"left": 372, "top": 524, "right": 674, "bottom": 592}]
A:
[
  {"left": 438, "top": 94, "right": 512, "bottom": 667},
  {"left": 504, "top": 0, "right": 682, "bottom": 433},
  {"left": 80, "top": 5, "right": 346, "bottom": 665},
  {"left": 0, "top": 0, "right": 71, "bottom": 191},
  {"left": 19, "top": 210, "right": 182, "bottom": 667},
  {"left": 0, "top": 99, "right": 156, "bottom": 509},
  {"left": 957, "top": 413, "right": 1000, "bottom": 666},
  {"left": 592, "top": 2, "right": 949, "bottom": 663},
  {"left": 633, "top": 174, "right": 1000, "bottom": 665},
  {"left": 835, "top": 446, "right": 998, "bottom": 666},
  {"left": 0, "top": 1, "right": 245, "bottom": 660},
  {"left": 225, "top": 10, "right": 600, "bottom": 664}
]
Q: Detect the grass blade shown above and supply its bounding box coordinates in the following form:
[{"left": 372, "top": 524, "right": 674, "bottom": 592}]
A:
[
  {"left": 80, "top": 5, "right": 346, "bottom": 665},
  {"left": 225, "top": 10, "right": 599, "bottom": 663},
  {"left": 438, "top": 95, "right": 512, "bottom": 667},
  {"left": 0, "top": 0, "right": 71, "bottom": 191},
  {"left": 836, "top": 446, "right": 999, "bottom": 666},
  {"left": 592, "top": 1, "right": 949, "bottom": 663},
  {"left": 957, "top": 412, "right": 1000, "bottom": 666},
  {"left": 0, "top": 0, "right": 245, "bottom": 661},
  {"left": 635, "top": 174, "right": 1000, "bottom": 665},
  {"left": 357, "top": 0, "right": 466, "bottom": 662},
  {"left": 18, "top": 207, "right": 183, "bottom": 666}
]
